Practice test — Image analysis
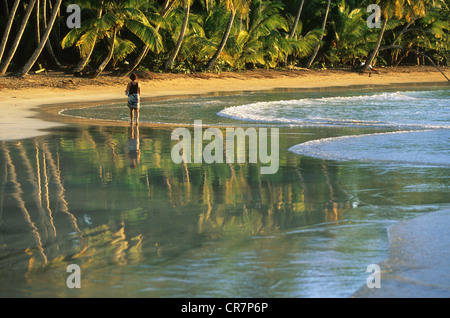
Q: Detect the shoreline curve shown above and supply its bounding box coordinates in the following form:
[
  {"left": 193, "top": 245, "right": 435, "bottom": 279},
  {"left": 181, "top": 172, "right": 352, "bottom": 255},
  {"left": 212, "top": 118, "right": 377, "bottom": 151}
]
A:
[{"left": 0, "top": 67, "right": 448, "bottom": 141}]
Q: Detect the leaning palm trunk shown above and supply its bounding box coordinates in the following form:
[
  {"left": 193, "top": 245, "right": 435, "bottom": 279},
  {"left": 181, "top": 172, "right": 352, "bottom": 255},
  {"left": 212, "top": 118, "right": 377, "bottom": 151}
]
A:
[
  {"left": 73, "top": 40, "right": 96, "bottom": 74},
  {"left": 361, "top": 18, "right": 388, "bottom": 72},
  {"left": 206, "top": 10, "right": 236, "bottom": 71},
  {"left": 165, "top": 2, "right": 190, "bottom": 71},
  {"left": 42, "top": 0, "right": 61, "bottom": 68},
  {"left": 305, "top": 0, "right": 331, "bottom": 68},
  {"left": 15, "top": 0, "right": 63, "bottom": 77},
  {"left": 123, "top": 0, "right": 176, "bottom": 77},
  {"left": 0, "top": 0, "right": 21, "bottom": 63},
  {"left": 36, "top": 0, "right": 41, "bottom": 44},
  {"left": 91, "top": 27, "right": 118, "bottom": 78},
  {"left": 289, "top": 0, "right": 305, "bottom": 38},
  {"left": 73, "top": 8, "right": 103, "bottom": 73},
  {"left": 0, "top": 0, "right": 37, "bottom": 75}
]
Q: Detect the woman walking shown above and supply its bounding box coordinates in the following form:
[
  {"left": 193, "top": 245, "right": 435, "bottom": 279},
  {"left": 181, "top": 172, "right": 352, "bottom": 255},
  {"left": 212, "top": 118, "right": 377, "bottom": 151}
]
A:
[{"left": 125, "top": 73, "right": 141, "bottom": 124}]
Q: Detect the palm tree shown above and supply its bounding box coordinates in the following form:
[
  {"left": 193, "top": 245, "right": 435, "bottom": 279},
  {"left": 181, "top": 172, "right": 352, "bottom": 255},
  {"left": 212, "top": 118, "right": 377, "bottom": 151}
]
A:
[
  {"left": 243, "top": 0, "right": 291, "bottom": 68},
  {"left": 206, "top": 0, "right": 250, "bottom": 71},
  {"left": 329, "top": 3, "right": 369, "bottom": 66},
  {"left": 35, "top": 0, "right": 41, "bottom": 45},
  {"left": 361, "top": 0, "right": 430, "bottom": 72},
  {"left": 71, "top": 0, "right": 104, "bottom": 74},
  {"left": 361, "top": 18, "right": 387, "bottom": 71},
  {"left": 305, "top": 0, "right": 331, "bottom": 68},
  {"left": 62, "top": 0, "right": 163, "bottom": 78},
  {"left": 164, "top": 0, "right": 191, "bottom": 71},
  {"left": 0, "top": 0, "right": 38, "bottom": 75},
  {"left": 0, "top": 0, "right": 21, "bottom": 63},
  {"left": 41, "top": 0, "right": 62, "bottom": 68},
  {"left": 124, "top": 0, "right": 177, "bottom": 76},
  {"left": 173, "top": 7, "right": 217, "bottom": 70},
  {"left": 15, "top": 0, "right": 63, "bottom": 77},
  {"left": 91, "top": 26, "right": 118, "bottom": 78}
]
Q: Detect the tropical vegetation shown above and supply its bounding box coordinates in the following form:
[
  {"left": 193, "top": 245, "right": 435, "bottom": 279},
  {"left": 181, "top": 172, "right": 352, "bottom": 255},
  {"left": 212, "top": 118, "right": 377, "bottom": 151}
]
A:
[{"left": 0, "top": 0, "right": 448, "bottom": 77}]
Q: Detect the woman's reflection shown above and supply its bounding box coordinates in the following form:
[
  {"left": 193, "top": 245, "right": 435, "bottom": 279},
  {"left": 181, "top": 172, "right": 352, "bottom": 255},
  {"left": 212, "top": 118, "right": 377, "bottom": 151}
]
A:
[{"left": 126, "top": 124, "right": 141, "bottom": 167}]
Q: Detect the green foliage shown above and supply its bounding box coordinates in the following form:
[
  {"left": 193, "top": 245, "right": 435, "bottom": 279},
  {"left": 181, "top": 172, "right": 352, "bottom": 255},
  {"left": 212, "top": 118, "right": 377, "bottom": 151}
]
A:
[{"left": 1, "top": 0, "right": 449, "bottom": 74}]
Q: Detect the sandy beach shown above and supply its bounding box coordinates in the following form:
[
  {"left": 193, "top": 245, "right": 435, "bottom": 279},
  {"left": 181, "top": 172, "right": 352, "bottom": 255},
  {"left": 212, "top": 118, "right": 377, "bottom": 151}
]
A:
[{"left": 0, "top": 66, "right": 448, "bottom": 141}]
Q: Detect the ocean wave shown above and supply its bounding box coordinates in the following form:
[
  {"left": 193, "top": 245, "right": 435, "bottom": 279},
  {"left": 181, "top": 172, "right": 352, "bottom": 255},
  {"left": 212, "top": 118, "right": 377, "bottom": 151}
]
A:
[
  {"left": 217, "top": 91, "right": 450, "bottom": 129},
  {"left": 288, "top": 129, "right": 450, "bottom": 166}
]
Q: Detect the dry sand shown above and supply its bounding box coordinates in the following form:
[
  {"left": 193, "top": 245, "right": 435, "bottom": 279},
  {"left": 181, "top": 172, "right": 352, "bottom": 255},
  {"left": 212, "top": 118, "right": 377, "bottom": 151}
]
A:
[{"left": 0, "top": 66, "right": 448, "bottom": 141}]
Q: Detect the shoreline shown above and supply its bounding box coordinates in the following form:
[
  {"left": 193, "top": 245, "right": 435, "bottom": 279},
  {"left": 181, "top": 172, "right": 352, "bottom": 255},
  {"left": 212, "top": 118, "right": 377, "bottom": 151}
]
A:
[{"left": 0, "top": 66, "right": 448, "bottom": 141}]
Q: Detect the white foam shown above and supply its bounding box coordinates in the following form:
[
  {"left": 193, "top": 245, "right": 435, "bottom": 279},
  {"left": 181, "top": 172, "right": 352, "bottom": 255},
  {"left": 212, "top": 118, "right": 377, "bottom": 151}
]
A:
[
  {"left": 217, "top": 91, "right": 450, "bottom": 129},
  {"left": 288, "top": 129, "right": 450, "bottom": 166}
]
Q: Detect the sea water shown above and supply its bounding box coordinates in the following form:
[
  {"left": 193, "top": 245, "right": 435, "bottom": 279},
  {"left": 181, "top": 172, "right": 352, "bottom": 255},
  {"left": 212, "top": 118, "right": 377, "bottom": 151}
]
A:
[{"left": 0, "top": 84, "right": 448, "bottom": 297}]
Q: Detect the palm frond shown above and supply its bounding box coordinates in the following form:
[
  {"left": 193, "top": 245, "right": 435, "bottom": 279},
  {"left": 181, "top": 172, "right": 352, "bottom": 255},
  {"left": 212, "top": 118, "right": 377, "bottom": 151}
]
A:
[{"left": 125, "top": 19, "right": 163, "bottom": 52}]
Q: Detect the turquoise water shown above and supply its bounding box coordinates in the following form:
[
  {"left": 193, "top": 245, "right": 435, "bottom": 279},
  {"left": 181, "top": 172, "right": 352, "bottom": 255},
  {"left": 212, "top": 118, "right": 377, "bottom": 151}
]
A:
[
  {"left": 0, "top": 84, "right": 449, "bottom": 297},
  {"left": 62, "top": 85, "right": 449, "bottom": 128}
]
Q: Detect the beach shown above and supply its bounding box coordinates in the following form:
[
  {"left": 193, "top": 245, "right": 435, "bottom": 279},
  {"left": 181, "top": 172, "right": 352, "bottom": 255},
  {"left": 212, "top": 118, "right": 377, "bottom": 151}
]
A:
[
  {"left": 0, "top": 66, "right": 448, "bottom": 298},
  {"left": 0, "top": 66, "right": 447, "bottom": 140}
]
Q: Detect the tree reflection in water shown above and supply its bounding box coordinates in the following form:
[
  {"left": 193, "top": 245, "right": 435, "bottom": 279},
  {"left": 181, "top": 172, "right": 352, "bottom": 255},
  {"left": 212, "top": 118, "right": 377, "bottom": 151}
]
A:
[{"left": 0, "top": 125, "right": 353, "bottom": 295}]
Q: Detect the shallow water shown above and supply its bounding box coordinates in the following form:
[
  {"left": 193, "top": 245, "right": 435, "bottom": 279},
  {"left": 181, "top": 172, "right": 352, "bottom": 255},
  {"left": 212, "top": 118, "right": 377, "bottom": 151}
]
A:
[{"left": 0, "top": 84, "right": 449, "bottom": 297}]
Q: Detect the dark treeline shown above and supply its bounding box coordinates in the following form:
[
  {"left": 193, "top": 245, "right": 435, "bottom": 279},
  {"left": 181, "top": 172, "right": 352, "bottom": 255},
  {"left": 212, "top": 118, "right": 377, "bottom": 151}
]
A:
[{"left": 0, "top": 0, "right": 448, "bottom": 78}]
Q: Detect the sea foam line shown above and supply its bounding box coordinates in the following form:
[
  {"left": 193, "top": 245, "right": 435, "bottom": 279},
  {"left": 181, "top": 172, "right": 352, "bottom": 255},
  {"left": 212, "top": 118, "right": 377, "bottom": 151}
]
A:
[{"left": 288, "top": 129, "right": 450, "bottom": 166}]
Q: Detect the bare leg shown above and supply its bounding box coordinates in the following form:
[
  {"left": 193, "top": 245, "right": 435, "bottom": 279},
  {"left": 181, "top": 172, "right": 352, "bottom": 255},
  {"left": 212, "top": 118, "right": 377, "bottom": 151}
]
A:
[
  {"left": 130, "top": 108, "right": 134, "bottom": 124},
  {"left": 135, "top": 109, "right": 139, "bottom": 124}
]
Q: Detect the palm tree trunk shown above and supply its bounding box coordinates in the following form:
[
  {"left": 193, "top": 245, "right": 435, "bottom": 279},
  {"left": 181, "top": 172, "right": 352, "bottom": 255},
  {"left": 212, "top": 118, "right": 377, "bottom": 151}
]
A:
[
  {"left": 165, "top": 1, "right": 190, "bottom": 71},
  {"left": 91, "top": 27, "right": 117, "bottom": 78},
  {"left": 0, "top": 0, "right": 21, "bottom": 64},
  {"left": 73, "top": 36, "right": 96, "bottom": 73},
  {"left": 0, "top": 0, "right": 37, "bottom": 75},
  {"left": 361, "top": 18, "right": 387, "bottom": 72},
  {"left": 206, "top": 10, "right": 235, "bottom": 71},
  {"left": 73, "top": 7, "right": 103, "bottom": 73},
  {"left": 305, "top": 0, "right": 331, "bottom": 68},
  {"left": 124, "top": 46, "right": 150, "bottom": 77},
  {"left": 42, "top": 0, "right": 61, "bottom": 68},
  {"left": 289, "top": 0, "right": 305, "bottom": 38},
  {"left": 15, "top": 0, "right": 63, "bottom": 77},
  {"left": 35, "top": 0, "right": 40, "bottom": 44}
]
